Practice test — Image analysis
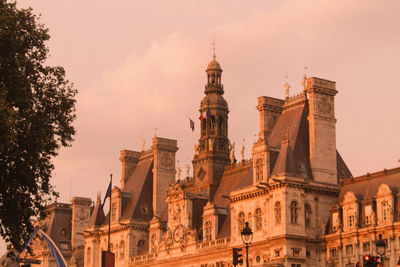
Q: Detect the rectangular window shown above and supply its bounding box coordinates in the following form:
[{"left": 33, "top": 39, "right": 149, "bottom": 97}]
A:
[
  {"left": 332, "top": 212, "right": 339, "bottom": 231},
  {"left": 363, "top": 242, "right": 370, "bottom": 252},
  {"left": 275, "top": 250, "right": 280, "bottom": 257},
  {"left": 349, "top": 215, "right": 354, "bottom": 227},
  {"left": 346, "top": 245, "right": 353, "bottom": 255},
  {"left": 292, "top": 249, "right": 300, "bottom": 257},
  {"left": 365, "top": 205, "right": 371, "bottom": 225}
]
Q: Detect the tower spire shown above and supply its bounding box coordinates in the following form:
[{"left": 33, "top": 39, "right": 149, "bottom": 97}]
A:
[{"left": 211, "top": 35, "right": 216, "bottom": 60}]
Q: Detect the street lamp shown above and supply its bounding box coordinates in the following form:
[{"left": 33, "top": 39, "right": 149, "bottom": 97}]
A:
[
  {"left": 376, "top": 234, "right": 386, "bottom": 264},
  {"left": 241, "top": 221, "right": 253, "bottom": 267}
]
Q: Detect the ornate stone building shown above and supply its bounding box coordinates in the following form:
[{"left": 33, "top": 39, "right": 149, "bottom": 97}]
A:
[
  {"left": 6, "top": 53, "right": 399, "bottom": 267},
  {"left": 82, "top": 53, "right": 364, "bottom": 267}
]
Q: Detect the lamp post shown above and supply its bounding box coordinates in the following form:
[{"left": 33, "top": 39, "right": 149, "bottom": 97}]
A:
[
  {"left": 241, "top": 221, "right": 253, "bottom": 267},
  {"left": 376, "top": 234, "right": 386, "bottom": 265}
]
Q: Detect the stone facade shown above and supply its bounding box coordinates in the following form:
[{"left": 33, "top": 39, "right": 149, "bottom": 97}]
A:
[
  {"left": 5, "top": 53, "right": 399, "bottom": 267},
  {"left": 82, "top": 54, "right": 356, "bottom": 267}
]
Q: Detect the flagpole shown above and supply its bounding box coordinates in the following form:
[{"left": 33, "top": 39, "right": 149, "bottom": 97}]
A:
[{"left": 108, "top": 174, "right": 112, "bottom": 252}]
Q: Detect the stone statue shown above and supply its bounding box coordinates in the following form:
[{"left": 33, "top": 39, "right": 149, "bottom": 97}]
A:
[
  {"left": 194, "top": 143, "right": 200, "bottom": 154},
  {"left": 321, "top": 221, "right": 326, "bottom": 235},
  {"left": 240, "top": 141, "right": 245, "bottom": 161},
  {"left": 229, "top": 142, "right": 236, "bottom": 164},
  {"left": 185, "top": 164, "right": 191, "bottom": 177},
  {"left": 284, "top": 81, "right": 291, "bottom": 98},
  {"left": 176, "top": 167, "right": 181, "bottom": 180},
  {"left": 208, "top": 138, "right": 213, "bottom": 151},
  {"left": 141, "top": 139, "right": 145, "bottom": 151},
  {"left": 371, "top": 209, "right": 376, "bottom": 225}
]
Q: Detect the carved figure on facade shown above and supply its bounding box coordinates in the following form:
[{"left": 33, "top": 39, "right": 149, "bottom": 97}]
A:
[
  {"left": 371, "top": 209, "right": 376, "bottom": 225},
  {"left": 141, "top": 139, "right": 145, "bottom": 151},
  {"left": 240, "top": 140, "right": 245, "bottom": 161},
  {"left": 229, "top": 141, "right": 236, "bottom": 164},
  {"left": 176, "top": 167, "right": 181, "bottom": 180},
  {"left": 194, "top": 143, "right": 200, "bottom": 154},
  {"left": 185, "top": 164, "right": 191, "bottom": 178},
  {"left": 208, "top": 138, "right": 214, "bottom": 151}
]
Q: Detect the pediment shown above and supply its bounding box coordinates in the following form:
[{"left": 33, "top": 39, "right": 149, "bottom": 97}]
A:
[
  {"left": 342, "top": 191, "right": 357, "bottom": 204},
  {"left": 377, "top": 183, "right": 392, "bottom": 196}
]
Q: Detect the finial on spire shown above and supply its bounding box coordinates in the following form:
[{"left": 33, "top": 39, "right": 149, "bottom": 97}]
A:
[
  {"left": 211, "top": 34, "right": 216, "bottom": 60},
  {"left": 284, "top": 74, "right": 291, "bottom": 99},
  {"left": 302, "top": 66, "right": 308, "bottom": 90}
]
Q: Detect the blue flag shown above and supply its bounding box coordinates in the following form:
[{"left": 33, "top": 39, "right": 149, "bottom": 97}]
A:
[
  {"left": 206, "top": 108, "right": 211, "bottom": 118},
  {"left": 101, "top": 181, "right": 111, "bottom": 209},
  {"left": 189, "top": 119, "right": 195, "bottom": 131},
  {"left": 39, "top": 229, "right": 68, "bottom": 267}
]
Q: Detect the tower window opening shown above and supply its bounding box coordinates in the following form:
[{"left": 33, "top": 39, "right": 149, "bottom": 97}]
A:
[
  {"left": 212, "top": 74, "right": 216, "bottom": 85},
  {"left": 218, "top": 116, "right": 224, "bottom": 135},
  {"left": 208, "top": 74, "right": 211, "bottom": 85},
  {"left": 209, "top": 116, "right": 215, "bottom": 130},
  {"left": 202, "top": 118, "right": 207, "bottom": 131}
]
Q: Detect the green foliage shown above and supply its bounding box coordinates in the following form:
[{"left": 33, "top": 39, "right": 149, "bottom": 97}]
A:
[{"left": 0, "top": 0, "right": 77, "bottom": 252}]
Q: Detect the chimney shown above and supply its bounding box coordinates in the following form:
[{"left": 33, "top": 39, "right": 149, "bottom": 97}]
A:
[
  {"left": 71, "top": 197, "right": 92, "bottom": 249},
  {"left": 252, "top": 96, "right": 284, "bottom": 183},
  {"left": 306, "top": 77, "right": 338, "bottom": 184},
  {"left": 119, "top": 150, "right": 141, "bottom": 190},
  {"left": 152, "top": 137, "right": 178, "bottom": 218}
]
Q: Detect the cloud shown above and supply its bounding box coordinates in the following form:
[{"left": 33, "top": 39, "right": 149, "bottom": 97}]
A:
[{"left": 52, "top": 0, "right": 400, "bottom": 204}]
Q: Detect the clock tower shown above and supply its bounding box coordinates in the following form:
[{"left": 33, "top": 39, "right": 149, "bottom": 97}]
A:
[{"left": 192, "top": 52, "right": 230, "bottom": 197}]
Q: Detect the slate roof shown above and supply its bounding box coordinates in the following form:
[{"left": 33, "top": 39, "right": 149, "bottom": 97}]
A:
[
  {"left": 337, "top": 167, "right": 400, "bottom": 203},
  {"left": 121, "top": 157, "right": 153, "bottom": 220},
  {"left": 42, "top": 203, "right": 72, "bottom": 251},
  {"left": 89, "top": 197, "right": 105, "bottom": 227}
]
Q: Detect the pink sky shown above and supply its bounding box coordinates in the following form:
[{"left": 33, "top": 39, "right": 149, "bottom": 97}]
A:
[{"left": 2, "top": 0, "right": 400, "bottom": 254}]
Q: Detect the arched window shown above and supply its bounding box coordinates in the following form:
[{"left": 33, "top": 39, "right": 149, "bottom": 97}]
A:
[
  {"left": 86, "top": 247, "right": 91, "bottom": 265},
  {"left": 305, "top": 203, "right": 312, "bottom": 228},
  {"left": 255, "top": 208, "right": 262, "bottom": 231},
  {"left": 238, "top": 212, "right": 245, "bottom": 232},
  {"left": 209, "top": 116, "right": 215, "bottom": 130},
  {"left": 120, "top": 241, "right": 125, "bottom": 260},
  {"left": 212, "top": 74, "right": 216, "bottom": 85},
  {"left": 275, "top": 202, "right": 281, "bottom": 224},
  {"left": 218, "top": 116, "right": 224, "bottom": 135},
  {"left": 291, "top": 201, "right": 298, "bottom": 224},
  {"left": 255, "top": 158, "right": 263, "bottom": 182},
  {"left": 205, "top": 220, "right": 212, "bottom": 241}
]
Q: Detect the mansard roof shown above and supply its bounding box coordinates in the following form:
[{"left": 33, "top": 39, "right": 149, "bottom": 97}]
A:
[
  {"left": 267, "top": 96, "right": 311, "bottom": 178},
  {"left": 89, "top": 197, "right": 105, "bottom": 227},
  {"left": 121, "top": 156, "right": 154, "bottom": 220},
  {"left": 337, "top": 167, "right": 400, "bottom": 203},
  {"left": 266, "top": 93, "right": 351, "bottom": 180},
  {"left": 41, "top": 203, "right": 72, "bottom": 250},
  {"left": 212, "top": 162, "right": 253, "bottom": 208}
]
